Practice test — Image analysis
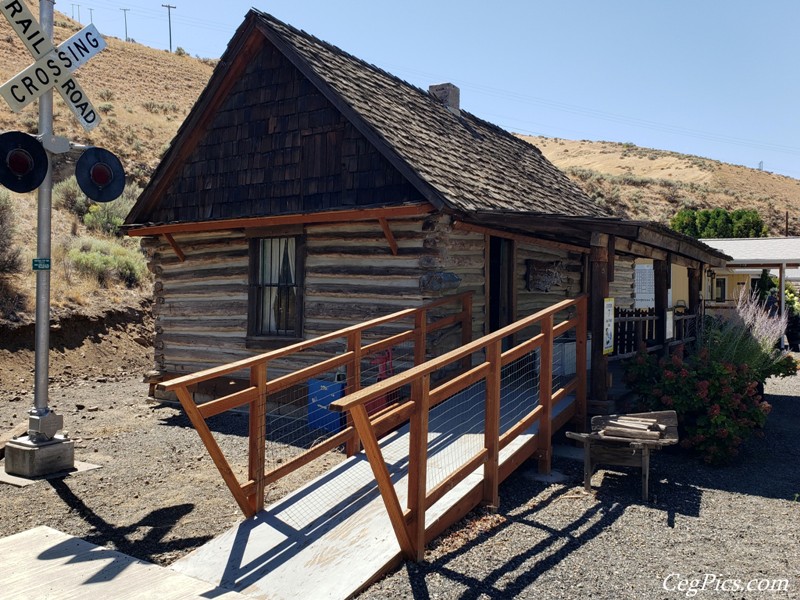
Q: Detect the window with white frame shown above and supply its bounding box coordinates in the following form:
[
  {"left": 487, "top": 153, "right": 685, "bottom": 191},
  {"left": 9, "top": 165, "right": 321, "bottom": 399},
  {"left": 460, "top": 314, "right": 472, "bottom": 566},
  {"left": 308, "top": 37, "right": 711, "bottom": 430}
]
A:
[{"left": 249, "top": 236, "right": 303, "bottom": 339}]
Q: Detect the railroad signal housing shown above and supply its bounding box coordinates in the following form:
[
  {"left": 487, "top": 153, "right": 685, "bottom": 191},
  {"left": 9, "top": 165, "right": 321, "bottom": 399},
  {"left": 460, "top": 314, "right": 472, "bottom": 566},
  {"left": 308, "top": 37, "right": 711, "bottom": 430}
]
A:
[
  {"left": 75, "top": 146, "right": 125, "bottom": 202},
  {"left": 0, "top": 130, "right": 48, "bottom": 193}
]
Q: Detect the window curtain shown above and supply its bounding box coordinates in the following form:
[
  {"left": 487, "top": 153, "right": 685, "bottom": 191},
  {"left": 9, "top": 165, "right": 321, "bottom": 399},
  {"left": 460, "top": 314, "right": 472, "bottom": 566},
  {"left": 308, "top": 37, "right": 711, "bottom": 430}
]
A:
[{"left": 260, "top": 238, "right": 296, "bottom": 335}]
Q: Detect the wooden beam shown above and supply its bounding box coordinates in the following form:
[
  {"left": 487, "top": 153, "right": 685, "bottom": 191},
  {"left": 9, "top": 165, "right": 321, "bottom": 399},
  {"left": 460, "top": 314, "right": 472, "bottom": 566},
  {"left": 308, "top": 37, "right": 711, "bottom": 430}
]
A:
[
  {"left": 453, "top": 220, "right": 590, "bottom": 254},
  {"left": 483, "top": 339, "right": 501, "bottom": 507},
  {"left": 407, "top": 375, "right": 430, "bottom": 561},
  {"left": 537, "top": 314, "right": 554, "bottom": 474},
  {"left": 614, "top": 237, "right": 666, "bottom": 261},
  {"left": 127, "top": 203, "right": 434, "bottom": 236},
  {"left": 174, "top": 386, "right": 254, "bottom": 518},
  {"left": 636, "top": 227, "right": 727, "bottom": 267},
  {"left": 350, "top": 404, "right": 416, "bottom": 559},
  {"left": 164, "top": 233, "right": 186, "bottom": 262},
  {"left": 607, "top": 235, "right": 616, "bottom": 282},
  {"left": 379, "top": 218, "right": 399, "bottom": 256},
  {"left": 589, "top": 235, "right": 609, "bottom": 406},
  {"left": 654, "top": 259, "right": 669, "bottom": 347},
  {"left": 688, "top": 267, "right": 701, "bottom": 315},
  {"left": 249, "top": 363, "right": 267, "bottom": 514}
]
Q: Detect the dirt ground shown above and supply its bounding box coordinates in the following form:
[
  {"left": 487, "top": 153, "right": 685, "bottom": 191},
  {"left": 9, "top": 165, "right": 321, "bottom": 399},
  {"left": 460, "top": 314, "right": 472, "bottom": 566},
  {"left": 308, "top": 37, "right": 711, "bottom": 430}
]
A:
[{"left": 0, "top": 305, "right": 342, "bottom": 567}]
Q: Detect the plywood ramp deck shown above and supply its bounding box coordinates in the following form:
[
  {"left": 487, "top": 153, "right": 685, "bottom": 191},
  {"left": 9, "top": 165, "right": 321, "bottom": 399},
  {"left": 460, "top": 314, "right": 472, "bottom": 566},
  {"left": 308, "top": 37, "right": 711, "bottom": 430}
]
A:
[
  {"left": 0, "top": 526, "right": 248, "bottom": 599},
  {"left": 171, "top": 398, "right": 574, "bottom": 600}
]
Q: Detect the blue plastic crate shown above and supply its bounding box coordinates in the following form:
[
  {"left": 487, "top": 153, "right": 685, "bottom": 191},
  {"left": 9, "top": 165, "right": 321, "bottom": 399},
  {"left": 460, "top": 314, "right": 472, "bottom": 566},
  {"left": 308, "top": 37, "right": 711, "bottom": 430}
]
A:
[{"left": 308, "top": 379, "right": 345, "bottom": 434}]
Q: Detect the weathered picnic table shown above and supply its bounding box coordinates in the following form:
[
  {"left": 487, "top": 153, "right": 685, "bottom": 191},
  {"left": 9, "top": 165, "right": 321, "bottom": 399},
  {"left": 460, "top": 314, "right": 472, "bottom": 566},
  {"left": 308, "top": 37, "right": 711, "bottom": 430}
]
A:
[{"left": 566, "top": 410, "right": 679, "bottom": 501}]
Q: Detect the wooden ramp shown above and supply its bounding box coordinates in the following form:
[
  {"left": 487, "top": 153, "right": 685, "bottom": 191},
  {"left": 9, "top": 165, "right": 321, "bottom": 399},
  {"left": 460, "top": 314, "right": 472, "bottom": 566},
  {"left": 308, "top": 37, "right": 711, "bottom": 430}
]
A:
[
  {"left": 0, "top": 526, "right": 247, "bottom": 599},
  {"left": 170, "top": 397, "right": 574, "bottom": 600}
]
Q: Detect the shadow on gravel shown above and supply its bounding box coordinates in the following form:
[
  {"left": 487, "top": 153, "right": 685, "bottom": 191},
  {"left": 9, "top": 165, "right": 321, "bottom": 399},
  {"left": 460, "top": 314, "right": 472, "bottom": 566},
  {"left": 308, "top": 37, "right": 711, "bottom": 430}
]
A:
[
  {"left": 396, "top": 483, "right": 626, "bottom": 600},
  {"left": 46, "top": 479, "right": 212, "bottom": 566},
  {"left": 650, "top": 392, "right": 799, "bottom": 502}
]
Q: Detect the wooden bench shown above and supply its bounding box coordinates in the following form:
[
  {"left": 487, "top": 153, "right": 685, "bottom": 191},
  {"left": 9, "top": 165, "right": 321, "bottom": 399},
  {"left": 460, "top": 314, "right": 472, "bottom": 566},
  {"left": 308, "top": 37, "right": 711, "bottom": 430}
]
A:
[{"left": 566, "top": 410, "right": 678, "bottom": 501}]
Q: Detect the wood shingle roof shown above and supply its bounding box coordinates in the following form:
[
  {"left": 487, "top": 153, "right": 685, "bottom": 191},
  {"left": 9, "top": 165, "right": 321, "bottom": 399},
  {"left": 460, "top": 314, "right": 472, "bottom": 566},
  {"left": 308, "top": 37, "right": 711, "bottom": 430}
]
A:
[
  {"left": 255, "top": 10, "right": 606, "bottom": 218},
  {"left": 127, "top": 10, "right": 607, "bottom": 226}
]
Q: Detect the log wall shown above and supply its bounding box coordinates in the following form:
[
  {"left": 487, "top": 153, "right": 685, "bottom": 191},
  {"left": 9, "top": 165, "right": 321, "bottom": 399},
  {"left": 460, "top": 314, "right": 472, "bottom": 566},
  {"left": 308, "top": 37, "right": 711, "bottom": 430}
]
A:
[
  {"left": 515, "top": 241, "right": 583, "bottom": 319},
  {"left": 143, "top": 214, "right": 488, "bottom": 378}
]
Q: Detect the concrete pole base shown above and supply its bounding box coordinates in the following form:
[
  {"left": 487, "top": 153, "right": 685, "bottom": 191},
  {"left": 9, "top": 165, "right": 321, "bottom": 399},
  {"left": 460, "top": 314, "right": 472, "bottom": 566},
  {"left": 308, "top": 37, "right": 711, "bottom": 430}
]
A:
[{"left": 4, "top": 435, "right": 75, "bottom": 478}]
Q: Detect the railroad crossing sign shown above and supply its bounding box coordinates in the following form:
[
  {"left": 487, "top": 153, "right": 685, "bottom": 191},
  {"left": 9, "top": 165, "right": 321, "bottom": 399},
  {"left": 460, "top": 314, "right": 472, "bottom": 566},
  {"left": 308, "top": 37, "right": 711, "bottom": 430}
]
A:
[{"left": 0, "top": 0, "right": 105, "bottom": 130}]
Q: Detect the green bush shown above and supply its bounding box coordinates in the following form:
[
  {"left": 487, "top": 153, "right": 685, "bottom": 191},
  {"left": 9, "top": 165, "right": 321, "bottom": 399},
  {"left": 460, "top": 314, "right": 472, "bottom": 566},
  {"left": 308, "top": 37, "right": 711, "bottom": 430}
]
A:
[
  {"left": 0, "top": 190, "right": 21, "bottom": 276},
  {"left": 626, "top": 347, "right": 771, "bottom": 464},
  {"left": 54, "top": 176, "right": 90, "bottom": 218},
  {"left": 67, "top": 237, "right": 147, "bottom": 287},
  {"left": 82, "top": 183, "right": 139, "bottom": 236},
  {"left": 626, "top": 289, "right": 796, "bottom": 464}
]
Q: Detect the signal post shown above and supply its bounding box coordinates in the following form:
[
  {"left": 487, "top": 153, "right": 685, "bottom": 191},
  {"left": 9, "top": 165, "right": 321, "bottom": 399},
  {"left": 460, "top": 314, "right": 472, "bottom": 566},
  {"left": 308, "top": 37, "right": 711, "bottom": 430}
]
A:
[{"left": 1, "top": 0, "right": 124, "bottom": 477}]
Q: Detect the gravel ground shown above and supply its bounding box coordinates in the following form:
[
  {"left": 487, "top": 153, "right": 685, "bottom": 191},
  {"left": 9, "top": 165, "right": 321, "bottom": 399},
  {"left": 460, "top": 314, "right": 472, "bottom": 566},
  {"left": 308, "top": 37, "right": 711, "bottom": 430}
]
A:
[
  {"left": 360, "top": 375, "right": 800, "bottom": 600},
  {"left": 0, "top": 375, "right": 798, "bottom": 599}
]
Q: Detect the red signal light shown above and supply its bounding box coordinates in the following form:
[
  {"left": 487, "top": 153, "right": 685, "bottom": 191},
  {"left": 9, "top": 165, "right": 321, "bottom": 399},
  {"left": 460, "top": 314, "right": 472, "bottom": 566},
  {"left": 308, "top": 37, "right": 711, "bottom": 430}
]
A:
[
  {"left": 6, "top": 148, "right": 34, "bottom": 178},
  {"left": 89, "top": 162, "right": 113, "bottom": 187},
  {"left": 0, "top": 131, "right": 48, "bottom": 193}
]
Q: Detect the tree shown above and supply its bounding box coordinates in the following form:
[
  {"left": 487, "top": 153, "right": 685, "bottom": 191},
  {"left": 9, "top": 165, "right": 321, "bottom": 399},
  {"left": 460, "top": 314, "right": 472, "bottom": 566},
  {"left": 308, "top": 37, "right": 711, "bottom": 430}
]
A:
[
  {"left": 670, "top": 208, "right": 699, "bottom": 238},
  {"left": 731, "top": 209, "right": 768, "bottom": 237},
  {"left": 670, "top": 207, "right": 766, "bottom": 239}
]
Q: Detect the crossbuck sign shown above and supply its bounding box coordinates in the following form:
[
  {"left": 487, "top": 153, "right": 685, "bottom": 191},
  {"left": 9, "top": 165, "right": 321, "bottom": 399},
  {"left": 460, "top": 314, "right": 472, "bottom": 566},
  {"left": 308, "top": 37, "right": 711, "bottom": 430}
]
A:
[{"left": 0, "top": 0, "right": 105, "bottom": 130}]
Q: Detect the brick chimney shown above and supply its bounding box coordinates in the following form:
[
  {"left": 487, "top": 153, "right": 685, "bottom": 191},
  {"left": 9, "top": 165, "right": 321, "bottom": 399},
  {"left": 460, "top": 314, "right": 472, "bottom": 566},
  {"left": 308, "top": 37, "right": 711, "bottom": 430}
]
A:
[{"left": 429, "top": 83, "right": 460, "bottom": 116}]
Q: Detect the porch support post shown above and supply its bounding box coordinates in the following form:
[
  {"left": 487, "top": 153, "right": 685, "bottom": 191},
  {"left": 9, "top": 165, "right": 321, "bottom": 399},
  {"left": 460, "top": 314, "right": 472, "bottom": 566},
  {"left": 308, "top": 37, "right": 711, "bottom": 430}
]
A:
[
  {"left": 654, "top": 259, "right": 669, "bottom": 349},
  {"left": 589, "top": 234, "right": 609, "bottom": 406},
  {"left": 688, "top": 267, "right": 701, "bottom": 315}
]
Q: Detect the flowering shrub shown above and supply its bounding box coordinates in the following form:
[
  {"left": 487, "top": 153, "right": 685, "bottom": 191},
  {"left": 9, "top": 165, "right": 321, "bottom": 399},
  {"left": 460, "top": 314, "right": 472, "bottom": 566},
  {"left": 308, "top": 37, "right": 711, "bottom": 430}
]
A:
[
  {"left": 626, "top": 346, "right": 772, "bottom": 464},
  {"left": 626, "top": 289, "right": 796, "bottom": 464}
]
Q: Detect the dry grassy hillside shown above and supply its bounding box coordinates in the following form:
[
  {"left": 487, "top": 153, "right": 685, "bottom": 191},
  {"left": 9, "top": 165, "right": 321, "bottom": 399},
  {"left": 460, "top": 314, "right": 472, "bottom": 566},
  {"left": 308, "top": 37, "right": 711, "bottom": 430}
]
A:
[
  {"left": 0, "top": 1, "right": 215, "bottom": 181},
  {"left": 0, "top": 3, "right": 213, "bottom": 322},
  {"left": 522, "top": 136, "right": 800, "bottom": 235}
]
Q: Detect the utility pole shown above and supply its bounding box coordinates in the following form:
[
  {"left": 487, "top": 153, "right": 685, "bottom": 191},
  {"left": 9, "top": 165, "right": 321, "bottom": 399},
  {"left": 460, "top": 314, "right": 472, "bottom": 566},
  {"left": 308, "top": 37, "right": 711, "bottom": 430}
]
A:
[
  {"left": 120, "top": 8, "right": 129, "bottom": 42},
  {"left": 88, "top": 7, "right": 92, "bottom": 22},
  {"left": 162, "top": 4, "right": 176, "bottom": 52}
]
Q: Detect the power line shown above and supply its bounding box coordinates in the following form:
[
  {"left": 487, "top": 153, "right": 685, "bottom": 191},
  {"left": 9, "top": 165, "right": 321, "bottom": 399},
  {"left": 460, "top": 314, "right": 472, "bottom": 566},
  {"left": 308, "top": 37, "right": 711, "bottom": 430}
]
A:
[{"left": 162, "top": 4, "right": 176, "bottom": 52}]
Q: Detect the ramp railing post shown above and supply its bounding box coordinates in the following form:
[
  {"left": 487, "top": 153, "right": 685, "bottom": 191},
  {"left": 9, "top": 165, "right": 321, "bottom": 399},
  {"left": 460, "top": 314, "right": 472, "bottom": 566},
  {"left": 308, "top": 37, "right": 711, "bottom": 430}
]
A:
[
  {"left": 538, "top": 314, "right": 554, "bottom": 474},
  {"left": 414, "top": 310, "right": 427, "bottom": 366},
  {"left": 407, "top": 373, "right": 430, "bottom": 560},
  {"left": 248, "top": 362, "right": 267, "bottom": 513},
  {"left": 345, "top": 330, "right": 362, "bottom": 456},
  {"left": 349, "top": 403, "right": 415, "bottom": 559},
  {"left": 483, "top": 338, "right": 501, "bottom": 508}
]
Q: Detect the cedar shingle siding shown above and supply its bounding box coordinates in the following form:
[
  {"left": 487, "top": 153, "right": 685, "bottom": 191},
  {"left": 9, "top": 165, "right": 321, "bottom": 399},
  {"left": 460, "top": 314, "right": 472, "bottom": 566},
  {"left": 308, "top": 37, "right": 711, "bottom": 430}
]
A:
[{"left": 147, "top": 40, "right": 424, "bottom": 224}]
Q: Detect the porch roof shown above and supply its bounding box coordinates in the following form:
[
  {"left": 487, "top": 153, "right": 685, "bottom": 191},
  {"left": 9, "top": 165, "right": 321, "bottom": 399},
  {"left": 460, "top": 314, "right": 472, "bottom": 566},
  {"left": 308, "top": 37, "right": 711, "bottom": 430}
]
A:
[
  {"left": 699, "top": 237, "right": 800, "bottom": 268},
  {"left": 464, "top": 211, "right": 730, "bottom": 268}
]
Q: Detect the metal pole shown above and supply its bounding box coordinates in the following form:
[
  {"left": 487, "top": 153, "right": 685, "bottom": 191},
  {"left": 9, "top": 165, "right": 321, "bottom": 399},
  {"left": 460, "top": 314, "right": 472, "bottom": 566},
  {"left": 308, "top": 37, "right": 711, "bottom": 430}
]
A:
[
  {"left": 32, "top": 3, "right": 53, "bottom": 415},
  {"left": 30, "top": 0, "right": 55, "bottom": 441},
  {"left": 162, "top": 4, "right": 175, "bottom": 52},
  {"left": 120, "top": 8, "right": 129, "bottom": 41}
]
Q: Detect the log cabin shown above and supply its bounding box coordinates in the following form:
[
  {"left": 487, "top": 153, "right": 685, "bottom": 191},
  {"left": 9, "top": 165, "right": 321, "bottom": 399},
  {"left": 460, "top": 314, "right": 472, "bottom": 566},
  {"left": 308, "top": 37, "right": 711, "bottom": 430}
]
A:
[{"left": 124, "top": 9, "right": 728, "bottom": 412}]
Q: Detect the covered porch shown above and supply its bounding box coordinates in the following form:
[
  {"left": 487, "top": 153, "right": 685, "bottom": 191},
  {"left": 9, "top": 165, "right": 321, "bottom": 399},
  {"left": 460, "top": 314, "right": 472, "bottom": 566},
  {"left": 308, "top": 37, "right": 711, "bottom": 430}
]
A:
[{"left": 457, "top": 213, "right": 729, "bottom": 413}]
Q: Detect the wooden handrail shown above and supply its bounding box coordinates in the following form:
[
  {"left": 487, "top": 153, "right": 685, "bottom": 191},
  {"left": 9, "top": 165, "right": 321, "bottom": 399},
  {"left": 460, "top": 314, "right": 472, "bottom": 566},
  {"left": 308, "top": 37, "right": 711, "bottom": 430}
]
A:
[
  {"left": 331, "top": 294, "right": 588, "bottom": 561},
  {"left": 160, "top": 292, "right": 473, "bottom": 391},
  {"left": 331, "top": 295, "right": 586, "bottom": 413},
  {"left": 163, "top": 291, "right": 475, "bottom": 519}
]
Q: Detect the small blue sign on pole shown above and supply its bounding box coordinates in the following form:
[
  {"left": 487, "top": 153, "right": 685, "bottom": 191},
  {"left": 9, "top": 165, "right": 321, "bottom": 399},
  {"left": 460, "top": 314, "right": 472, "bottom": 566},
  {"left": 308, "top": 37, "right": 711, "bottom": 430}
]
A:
[{"left": 32, "top": 258, "right": 50, "bottom": 271}]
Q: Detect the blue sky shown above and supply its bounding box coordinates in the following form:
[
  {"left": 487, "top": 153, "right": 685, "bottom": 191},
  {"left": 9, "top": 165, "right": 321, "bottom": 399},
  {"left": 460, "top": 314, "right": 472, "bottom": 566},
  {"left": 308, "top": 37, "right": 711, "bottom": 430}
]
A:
[{"left": 70, "top": 1, "right": 800, "bottom": 178}]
